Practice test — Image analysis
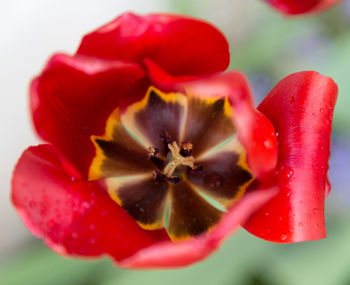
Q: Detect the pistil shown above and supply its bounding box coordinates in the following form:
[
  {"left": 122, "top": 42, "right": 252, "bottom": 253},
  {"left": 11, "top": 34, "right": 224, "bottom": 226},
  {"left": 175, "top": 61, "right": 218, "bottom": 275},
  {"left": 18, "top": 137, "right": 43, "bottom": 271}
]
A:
[{"left": 163, "top": 142, "right": 195, "bottom": 177}]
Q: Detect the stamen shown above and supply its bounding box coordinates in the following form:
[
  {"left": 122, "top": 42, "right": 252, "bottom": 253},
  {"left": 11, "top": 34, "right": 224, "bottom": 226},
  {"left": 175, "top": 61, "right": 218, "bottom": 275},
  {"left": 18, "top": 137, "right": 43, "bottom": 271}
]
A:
[
  {"left": 180, "top": 142, "right": 193, "bottom": 157},
  {"left": 190, "top": 165, "right": 203, "bottom": 175},
  {"left": 163, "top": 142, "right": 195, "bottom": 177},
  {"left": 160, "top": 130, "right": 174, "bottom": 145},
  {"left": 153, "top": 170, "right": 166, "bottom": 184},
  {"left": 148, "top": 147, "right": 164, "bottom": 170},
  {"left": 147, "top": 147, "right": 159, "bottom": 157}
]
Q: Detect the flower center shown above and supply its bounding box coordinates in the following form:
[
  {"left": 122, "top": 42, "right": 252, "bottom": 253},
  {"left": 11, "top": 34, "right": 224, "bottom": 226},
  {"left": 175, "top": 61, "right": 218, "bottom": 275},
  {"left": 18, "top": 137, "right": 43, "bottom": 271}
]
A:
[
  {"left": 164, "top": 141, "right": 195, "bottom": 177},
  {"left": 148, "top": 134, "right": 199, "bottom": 184},
  {"left": 88, "top": 86, "right": 253, "bottom": 241}
]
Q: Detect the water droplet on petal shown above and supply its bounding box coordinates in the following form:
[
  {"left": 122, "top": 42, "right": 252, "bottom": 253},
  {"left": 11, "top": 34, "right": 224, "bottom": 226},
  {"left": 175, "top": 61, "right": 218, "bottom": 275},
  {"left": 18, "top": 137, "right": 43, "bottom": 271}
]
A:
[
  {"left": 82, "top": 202, "right": 90, "bottom": 209},
  {"left": 313, "top": 208, "right": 318, "bottom": 214},
  {"left": 265, "top": 212, "right": 270, "bottom": 217},
  {"left": 71, "top": 232, "right": 78, "bottom": 239},
  {"left": 285, "top": 169, "right": 294, "bottom": 179},
  {"left": 307, "top": 213, "right": 312, "bottom": 219},
  {"left": 281, "top": 234, "right": 287, "bottom": 241},
  {"left": 320, "top": 108, "right": 324, "bottom": 113},
  {"left": 89, "top": 224, "right": 96, "bottom": 230},
  {"left": 29, "top": 201, "right": 37, "bottom": 209},
  {"left": 264, "top": 140, "right": 273, "bottom": 149},
  {"left": 298, "top": 222, "right": 303, "bottom": 227}
]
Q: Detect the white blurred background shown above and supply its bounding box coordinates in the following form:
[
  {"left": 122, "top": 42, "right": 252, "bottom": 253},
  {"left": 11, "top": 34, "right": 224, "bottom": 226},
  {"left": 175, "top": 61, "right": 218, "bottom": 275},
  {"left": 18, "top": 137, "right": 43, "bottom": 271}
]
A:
[{"left": 0, "top": 0, "right": 172, "bottom": 260}]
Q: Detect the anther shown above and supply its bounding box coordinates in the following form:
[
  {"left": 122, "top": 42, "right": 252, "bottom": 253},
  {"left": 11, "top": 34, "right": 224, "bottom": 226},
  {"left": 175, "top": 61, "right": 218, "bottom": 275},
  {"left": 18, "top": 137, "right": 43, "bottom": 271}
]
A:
[
  {"left": 166, "top": 176, "right": 181, "bottom": 184},
  {"left": 148, "top": 147, "right": 164, "bottom": 170},
  {"left": 190, "top": 165, "right": 203, "bottom": 175},
  {"left": 160, "top": 130, "right": 174, "bottom": 145},
  {"left": 147, "top": 147, "right": 159, "bottom": 157},
  {"left": 180, "top": 142, "right": 193, "bottom": 157},
  {"left": 153, "top": 170, "right": 166, "bottom": 184}
]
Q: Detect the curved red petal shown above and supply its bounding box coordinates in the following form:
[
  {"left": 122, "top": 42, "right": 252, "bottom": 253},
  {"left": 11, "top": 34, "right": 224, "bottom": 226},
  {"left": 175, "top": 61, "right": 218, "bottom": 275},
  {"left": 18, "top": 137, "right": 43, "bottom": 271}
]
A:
[
  {"left": 178, "top": 71, "right": 278, "bottom": 177},
  {"left": 265, "top": 0, "right": 340, "bottom": 15},
  {"left": 11, "top": 145, "right": 158, "bottom": 261},
  {"left": 244, "top": 71, "right": 338, "bottom": 242},
  {"left": 31, "top": 53, "right": 146, "bottom": 177},
  {"left": 77, "top": 13, "right": 229, "bottom": 76},
  {"left": 120, "top": 187, "right": 276, "bottom": 268}
]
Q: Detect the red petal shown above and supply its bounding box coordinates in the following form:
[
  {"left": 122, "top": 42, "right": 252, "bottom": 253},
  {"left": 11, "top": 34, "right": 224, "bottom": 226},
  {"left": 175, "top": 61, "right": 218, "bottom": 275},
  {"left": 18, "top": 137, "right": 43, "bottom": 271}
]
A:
[
  {"left": 77, "top": 13, "right": 229, "bottom": 76},
  {"left": 31, "top": 53, "right": 146, "bottom": 177},
  {"left": 265, "top": 0, "right": 340, "bottom": 15},
  {"left": 119, "top": 188, "right": 276, "bottom": 268},
  {"left": 11, "top": 145, "right": 157, "bottom": 261},
  {"left": 178, "top": 71, "right": 278, "bottom": 177},
  {"left": 244, "top": 71, "right": 338, "bottom": 242}
]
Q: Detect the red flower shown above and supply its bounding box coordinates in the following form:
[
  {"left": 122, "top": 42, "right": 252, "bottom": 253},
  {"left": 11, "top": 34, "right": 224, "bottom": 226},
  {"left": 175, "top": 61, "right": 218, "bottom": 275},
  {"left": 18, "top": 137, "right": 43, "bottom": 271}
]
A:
[
  {"left": 11, "top": 13, "right": 337, "bottom": 268},
  {"left": 264, "top": 0, "right": 340, "bottom": 15}
]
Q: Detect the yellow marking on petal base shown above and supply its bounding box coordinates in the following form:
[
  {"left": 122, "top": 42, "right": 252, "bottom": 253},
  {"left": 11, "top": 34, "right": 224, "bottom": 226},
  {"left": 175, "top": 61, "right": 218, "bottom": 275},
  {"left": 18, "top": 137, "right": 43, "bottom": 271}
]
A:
[
  {"left": 106, "top": 173, "right": 152, "bottom": 205},
  {"left": 88, "top": 109, "right": 121, "bottom": 181},
  {"left": 137, "top": 196, "right": 170, "bottom": 231},
  {"left": 166, "top": 181, "right": 224, "bottom": 242},
  {"left": 106, "top": 174, "right": 169, "bottom": 230},
  {"left": 185, "top": 89, "right": 233, "bottom": 118},
  {"left": 121, "top": 86, "right": 188, "bottom": 147}
]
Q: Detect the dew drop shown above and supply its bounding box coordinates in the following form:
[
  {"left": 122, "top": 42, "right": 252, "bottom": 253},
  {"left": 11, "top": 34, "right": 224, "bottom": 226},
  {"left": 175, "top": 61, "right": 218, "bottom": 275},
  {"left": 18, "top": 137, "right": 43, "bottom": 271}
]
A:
[
  {"left": 29, "top": 201, "right": 37, "bottom": 209},
  {"left": 285, "top": 169, "right": 294, "bottom": 179},
  {"left": 279, "top": 216, "right": 283, "bottom": 221},
  {"left": 265, "top": 212, "right": 270, "bottom": 217},
  {"left": 320, "top": 108, "right": 324, "bottom": 113},
  {"left": 89, "top": 237, "right": 96, "bottom": 245},
  {"left": 281, "top": 234, "right": 287, "bottom": 241},
  {"left": 204, "top": 173, "right": 223, "bottom": 188},
  {"left": 82, "top": 202, "right": 90, "bottom": 209},
  {"left": 313, "top": 208, "right": 318, "bottom": 214},
  {"left": 307, "top": 213, "right": 312, "bottom": 219},
  {"left": 71, "top": 232, "right": 78, "bottom": 239},
  {"left": 298, "top": 222, "right": 303, "bottom": 227},
  {"left": 264, "top": 140, "right": 273, "bottom": 149},
  {"left": 70, "top": 176, "right": 76, "bottom": 182},
  {"left": 89, "top": 224, "right": 96, "bottom": 230}
]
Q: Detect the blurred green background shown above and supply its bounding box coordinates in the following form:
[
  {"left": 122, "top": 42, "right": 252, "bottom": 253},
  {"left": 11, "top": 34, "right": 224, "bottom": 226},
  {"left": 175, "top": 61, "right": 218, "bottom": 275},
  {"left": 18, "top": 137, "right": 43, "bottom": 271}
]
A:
[{"left": 1, "top": 0, "right": 350, "bottom": 284}]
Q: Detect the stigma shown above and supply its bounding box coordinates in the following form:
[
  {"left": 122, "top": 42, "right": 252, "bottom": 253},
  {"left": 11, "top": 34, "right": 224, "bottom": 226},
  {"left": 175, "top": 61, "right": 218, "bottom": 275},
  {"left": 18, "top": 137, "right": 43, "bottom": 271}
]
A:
[{"left": 163, "top": 142, "right": 195, "bottom": 177}]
